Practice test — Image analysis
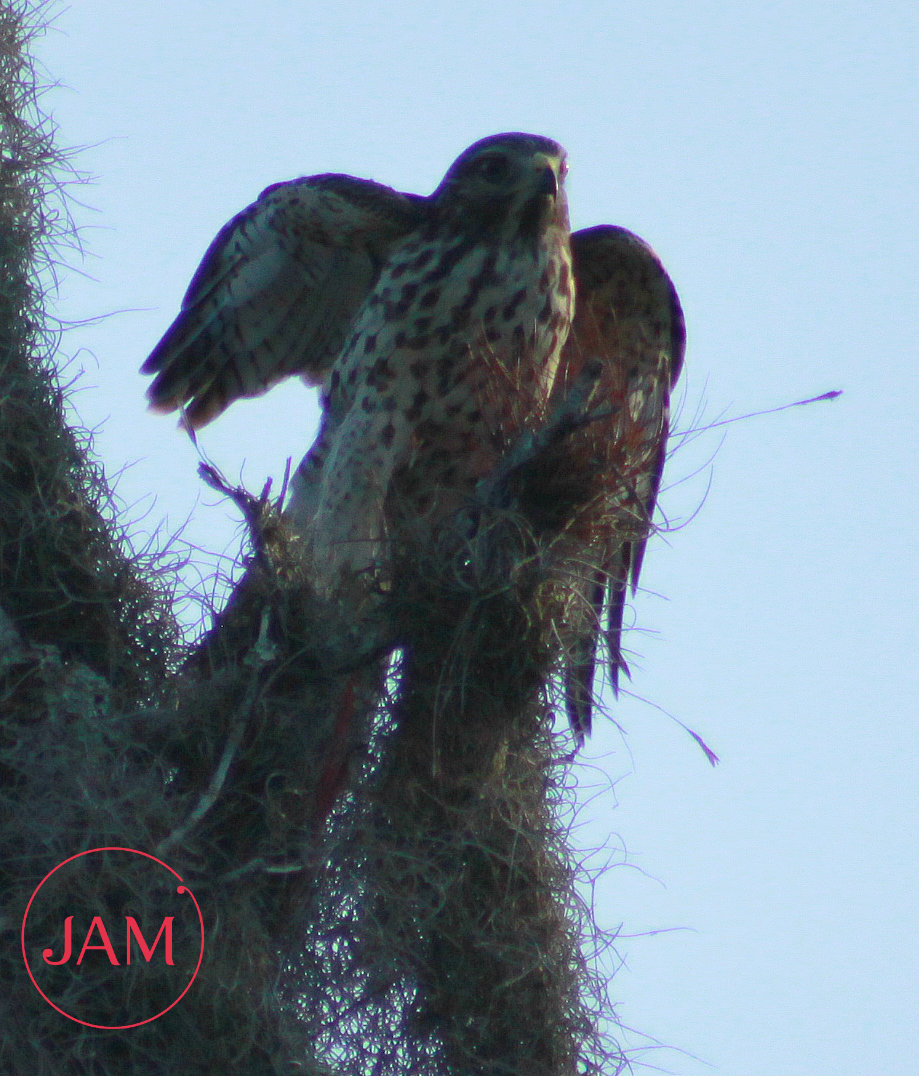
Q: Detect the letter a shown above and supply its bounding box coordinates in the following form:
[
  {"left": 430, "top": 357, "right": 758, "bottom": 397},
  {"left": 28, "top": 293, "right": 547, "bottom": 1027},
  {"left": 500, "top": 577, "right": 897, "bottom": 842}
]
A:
[{"left": 76, "top": 916, "right": 120, "bottom": 965}]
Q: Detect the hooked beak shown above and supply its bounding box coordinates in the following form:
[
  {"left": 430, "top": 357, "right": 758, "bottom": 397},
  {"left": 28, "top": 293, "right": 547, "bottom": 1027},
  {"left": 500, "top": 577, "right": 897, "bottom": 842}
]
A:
[{"left": 532, "top": 154, "right": 560, "bottom": 199}]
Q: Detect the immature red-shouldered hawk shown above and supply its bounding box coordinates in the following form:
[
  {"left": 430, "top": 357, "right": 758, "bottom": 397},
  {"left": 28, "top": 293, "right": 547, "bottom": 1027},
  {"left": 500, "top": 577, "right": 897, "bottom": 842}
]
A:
[{"left": 142, "top": 135, "right": 683, "bottom": 741}]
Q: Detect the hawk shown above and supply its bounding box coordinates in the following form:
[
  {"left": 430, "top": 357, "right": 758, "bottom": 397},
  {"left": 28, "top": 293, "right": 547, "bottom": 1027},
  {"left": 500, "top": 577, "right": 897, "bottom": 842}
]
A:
[{"left": 142, "top": 134, "right": 682, "bottom": 740}]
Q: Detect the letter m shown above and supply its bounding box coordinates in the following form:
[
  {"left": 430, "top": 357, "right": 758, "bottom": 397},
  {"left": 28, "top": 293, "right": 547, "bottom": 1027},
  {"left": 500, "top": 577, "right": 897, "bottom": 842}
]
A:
[{"left": 125, "top": 917, "right": 175, "bottom": 965}]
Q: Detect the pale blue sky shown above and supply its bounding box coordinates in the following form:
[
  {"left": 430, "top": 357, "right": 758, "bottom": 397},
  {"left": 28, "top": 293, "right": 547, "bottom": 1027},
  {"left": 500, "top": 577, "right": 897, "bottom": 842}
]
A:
[{"left": 34, "top": 2, "right": 917, "bottom": 1073}]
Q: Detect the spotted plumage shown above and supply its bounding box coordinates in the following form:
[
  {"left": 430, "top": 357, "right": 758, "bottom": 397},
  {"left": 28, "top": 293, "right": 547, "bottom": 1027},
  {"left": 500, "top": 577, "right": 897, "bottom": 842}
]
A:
[{"left": 277, "top": 134, "right": 574, "bottom": 589}]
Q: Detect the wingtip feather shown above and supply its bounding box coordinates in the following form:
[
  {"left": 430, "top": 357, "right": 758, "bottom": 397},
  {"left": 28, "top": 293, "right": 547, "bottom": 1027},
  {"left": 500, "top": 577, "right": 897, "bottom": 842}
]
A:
[{"left": 146, "top": 393, "right": 180, "bottom": 415}]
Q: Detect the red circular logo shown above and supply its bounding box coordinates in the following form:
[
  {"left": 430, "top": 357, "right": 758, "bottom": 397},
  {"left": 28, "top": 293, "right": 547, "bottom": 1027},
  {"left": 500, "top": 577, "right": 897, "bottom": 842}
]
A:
[{"left": 21, "top": 848, "right": 204, "bottom": 1029}]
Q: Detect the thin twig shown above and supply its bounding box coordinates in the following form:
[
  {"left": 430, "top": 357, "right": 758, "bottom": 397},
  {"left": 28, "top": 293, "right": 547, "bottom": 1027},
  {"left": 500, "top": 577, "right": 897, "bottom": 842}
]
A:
[{"left": 156, "top": 610, "right": 272, "bottom": 857}]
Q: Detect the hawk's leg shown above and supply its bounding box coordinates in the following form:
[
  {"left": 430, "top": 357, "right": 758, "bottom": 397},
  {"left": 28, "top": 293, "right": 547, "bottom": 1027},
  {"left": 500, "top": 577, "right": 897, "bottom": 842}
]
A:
[{"left": 306, "top": 401, "right": 413, "bottom": 596}]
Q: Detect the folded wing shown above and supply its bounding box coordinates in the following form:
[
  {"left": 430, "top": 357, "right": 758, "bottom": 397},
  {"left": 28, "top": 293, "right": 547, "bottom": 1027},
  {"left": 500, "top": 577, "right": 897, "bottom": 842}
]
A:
[
  {"left": 141, "top": 174, "right": 426, "bottom": 428},
  {"left": 561, "top": 225, "right": 685, "bottom": 741}
]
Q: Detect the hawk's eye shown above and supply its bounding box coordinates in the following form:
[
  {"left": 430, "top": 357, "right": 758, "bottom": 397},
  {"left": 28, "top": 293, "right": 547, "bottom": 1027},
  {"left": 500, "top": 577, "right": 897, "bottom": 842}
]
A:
[{"left": 475, "top": 155, "right": 512, "bottom": 184}]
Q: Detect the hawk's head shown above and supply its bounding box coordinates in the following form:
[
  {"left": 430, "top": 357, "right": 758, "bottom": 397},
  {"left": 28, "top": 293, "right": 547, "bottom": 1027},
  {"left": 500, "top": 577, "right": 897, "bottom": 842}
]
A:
[{"left": 431, "top": 132, "right": 570, "bottom": 239}]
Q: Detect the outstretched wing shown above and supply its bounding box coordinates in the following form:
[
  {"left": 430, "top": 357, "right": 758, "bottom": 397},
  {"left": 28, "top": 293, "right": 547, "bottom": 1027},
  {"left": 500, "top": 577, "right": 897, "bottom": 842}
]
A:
[
  {"left": 560, "top": 225, "right": 685, "bottom": 741},
  {"left": 141, "top": 174, "right": 426, "bottom": 428}
]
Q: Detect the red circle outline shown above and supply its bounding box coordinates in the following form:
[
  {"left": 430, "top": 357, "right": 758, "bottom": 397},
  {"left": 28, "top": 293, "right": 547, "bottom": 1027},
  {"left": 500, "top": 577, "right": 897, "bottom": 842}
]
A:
[{"left": 21, "top": 847, "right": 204, "bottom": 1029}]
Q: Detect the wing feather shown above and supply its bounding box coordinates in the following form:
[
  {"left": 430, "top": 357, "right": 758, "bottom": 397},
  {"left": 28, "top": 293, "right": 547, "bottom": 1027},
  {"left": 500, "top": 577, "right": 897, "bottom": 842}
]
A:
[
  {"left": 141, "top": 174, "right": 426, "bottom": 428},
  {"left": 562, "top": 225, "right": 685, "bottom": 740}
]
